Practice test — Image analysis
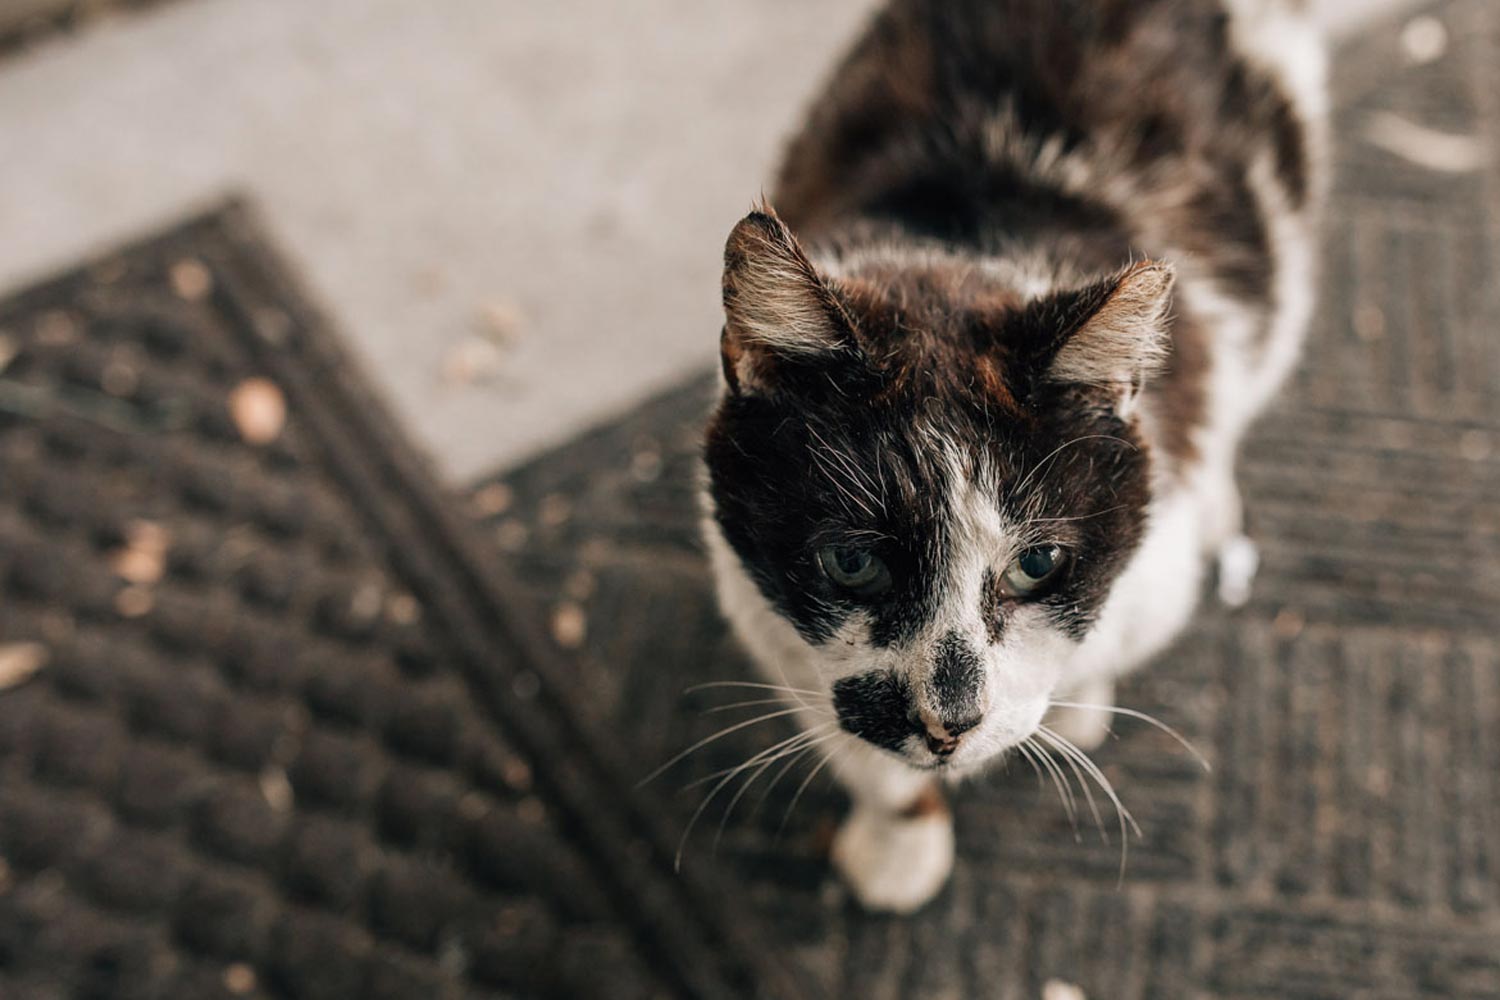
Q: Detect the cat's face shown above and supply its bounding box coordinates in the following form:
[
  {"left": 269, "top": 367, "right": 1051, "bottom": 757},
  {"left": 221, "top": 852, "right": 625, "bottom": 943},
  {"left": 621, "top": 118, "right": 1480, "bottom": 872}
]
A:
[{"left": 704, "top": 211, "right": 1173, "bottom": 773}]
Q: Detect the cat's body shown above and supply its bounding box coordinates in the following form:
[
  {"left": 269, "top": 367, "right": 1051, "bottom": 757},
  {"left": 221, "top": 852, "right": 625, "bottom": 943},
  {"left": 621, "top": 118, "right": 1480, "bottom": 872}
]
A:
[{"left": 703, "top": 0, "right": 1326, "bottom": 911}]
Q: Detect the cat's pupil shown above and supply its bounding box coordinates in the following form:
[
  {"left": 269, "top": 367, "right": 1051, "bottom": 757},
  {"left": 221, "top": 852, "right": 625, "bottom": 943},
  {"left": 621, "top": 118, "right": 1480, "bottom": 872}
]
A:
[
  {"left": 1018, "top": 546, "right": 1058, "bottom": 580},
  {"left": 835, "top": 548, "right": 871, "bottom": 575}
]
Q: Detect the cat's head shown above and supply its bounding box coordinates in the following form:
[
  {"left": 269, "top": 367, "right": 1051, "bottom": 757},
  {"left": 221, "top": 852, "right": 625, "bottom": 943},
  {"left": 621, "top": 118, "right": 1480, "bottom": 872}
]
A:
[{"left": 704, "top": 209, "right": 1175, "bottom": 773}]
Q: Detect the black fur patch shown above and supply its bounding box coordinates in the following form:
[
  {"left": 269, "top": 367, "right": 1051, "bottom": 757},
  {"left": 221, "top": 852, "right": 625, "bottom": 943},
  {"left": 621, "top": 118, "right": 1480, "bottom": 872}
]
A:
[{"left": 832, "top": 670, "right": 915, "bottom": 751}]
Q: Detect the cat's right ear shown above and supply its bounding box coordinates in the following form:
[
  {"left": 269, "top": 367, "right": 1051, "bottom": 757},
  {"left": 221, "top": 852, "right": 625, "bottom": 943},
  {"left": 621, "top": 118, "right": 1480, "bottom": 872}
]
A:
[{"left": 720, "top": 210, "right": 857, "bottom": 394}]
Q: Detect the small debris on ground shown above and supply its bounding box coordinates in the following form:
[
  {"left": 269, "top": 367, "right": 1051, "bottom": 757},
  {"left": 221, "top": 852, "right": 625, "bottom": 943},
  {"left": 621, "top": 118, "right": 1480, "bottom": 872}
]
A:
[
  {"left": 259, "top": 767, "right": 294, "bottom": 813},
  {"left": 222, "top": 963, "right": 257, "bottom": 995},
  {"left": 472, "top": 482, "right": 513, "bottom": 517},
  {"left": 109, "top": 519, "right": 171, "bottom": 585},
  {"left": 1042, "top": 980, "right": 1088, "bottom": 1000},
  {"left": 441, "top": 336, "right": 506, "bottom": 386},
  {"left": 1400, "top": 16, "right": 1448, "bottom": 64},
  {"left": 228, "top": 377, "right": 287, "bottom": 444},
  {"left": 169, "top": 258, "right": 214, "bottom": 301},
  {"left": 538, "top": 493, "right": 572, "bottom": 528},
  {"left": 476, "top": 299, "right": 525, "bottom": 346},
  {"left": 1362, "top": 111, "right": 1487, "bottom": 173},
  {"left": 114, "top": 586, "right": 155, "bottom": 619},
  {"left": 0, "top": 642, "right": 48, "bottom": 692},
  {"left": 550, "top": 601, "right": 587, "bottom": 649}
]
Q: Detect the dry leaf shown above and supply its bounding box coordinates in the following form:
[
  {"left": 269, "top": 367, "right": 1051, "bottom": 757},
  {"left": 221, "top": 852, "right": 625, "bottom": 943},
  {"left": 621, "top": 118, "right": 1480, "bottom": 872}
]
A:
[
  {"left": 0, "top": 642, "right": 48, "bottom": 691},
  {"left": 223, "top": 964, "right": 257, "bottom": 995},
  {"left": 229, "top": 377, "right": 287, "bottom": 444},
  {"left": 477, "top": 299, "right": 525, "bottom": 345},
  {"left": 1400, "top": 16, "right": 1447, "bottom": 65},
  {"left": 1363, "top": 111, "right": 1487, "bottom": 173},
  {"left": 109, "top": 520, "right": 171, "bottom": 585},
  {"left": 441, "top": 336, "right": 505, "bottom": 386},
  {"left": 550, "top": 602, "right": 587, "bottom": 649},
  {"left": 1043, "top": 981, "right": 1088, "bottom": 1000},
  {"left": 115, "top": 586, "right": 155, "bottom": 618},
  {"left": 472, "top": 482, "right": 513, "bottom": 517},
  {"left": 170, "top": 258, "right": 214, "bottom": 301}
]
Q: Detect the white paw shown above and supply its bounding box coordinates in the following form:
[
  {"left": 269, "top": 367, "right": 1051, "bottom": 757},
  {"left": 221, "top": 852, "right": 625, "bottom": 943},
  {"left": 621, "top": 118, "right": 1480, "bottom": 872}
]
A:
[
  {"left": 831, "top": 805, "right": 954, "bottom": 913},
  {"left": 1045, "top": 701, "right": 1111, "bottom": 752},
  {"left": 1217, "top": 534, "right": 1260, "bottom": 608}
]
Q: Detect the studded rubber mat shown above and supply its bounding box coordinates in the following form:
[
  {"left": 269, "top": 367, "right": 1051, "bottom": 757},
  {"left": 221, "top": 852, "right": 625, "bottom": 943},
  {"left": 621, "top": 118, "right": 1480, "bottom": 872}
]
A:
[
  {"left": 476, "top": 3, "right": 1500, "bottom": 997},
  {"left": 0, "top": 204, "right": 803, "bottom": 999}
]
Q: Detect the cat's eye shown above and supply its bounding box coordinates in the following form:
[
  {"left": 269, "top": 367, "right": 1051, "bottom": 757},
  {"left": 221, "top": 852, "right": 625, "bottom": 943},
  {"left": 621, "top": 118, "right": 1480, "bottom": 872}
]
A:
[
  {"left": 817, "top": 545, "right": 892, "bottom": 596},
  {"left": 999, "top": 544, "right": 1069, "bottom": 599}
]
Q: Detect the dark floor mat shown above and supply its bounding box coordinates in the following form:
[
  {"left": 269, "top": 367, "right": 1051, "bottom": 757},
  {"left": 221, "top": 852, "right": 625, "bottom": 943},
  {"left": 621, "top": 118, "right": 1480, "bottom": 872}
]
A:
[
  {"left": 477, "top": 3, "right": 1500, "bottom": 997},
  {"left": 0, "top": 205, "right": 800, "bottom": 999}
]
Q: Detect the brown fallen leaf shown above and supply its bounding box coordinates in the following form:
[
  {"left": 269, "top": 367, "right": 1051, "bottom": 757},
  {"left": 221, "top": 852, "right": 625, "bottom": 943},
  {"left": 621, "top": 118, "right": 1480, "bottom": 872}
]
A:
[
  {"left": 550, "top": 602, "right": 587, "bottom": 649},
  {"left": 229, "top": 377, "right": 287, "bottom": 444},
  {"left": 170, "top": 258, "right": 214, "bottom": 301},
  {"left": 0, "top": 642, "right": 48, "bottom": 691},
  {"left": 441, "top": 336, "right": 505, "bottom": 386},
  {"left": 109, "top": 519, "right": 171, "bottom": 585}
]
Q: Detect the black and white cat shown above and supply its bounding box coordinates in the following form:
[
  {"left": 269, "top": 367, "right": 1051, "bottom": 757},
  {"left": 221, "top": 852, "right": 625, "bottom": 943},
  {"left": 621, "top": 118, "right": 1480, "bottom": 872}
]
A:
[{"left": 702, "top": 0, "right": 1326, "bottom": 912}]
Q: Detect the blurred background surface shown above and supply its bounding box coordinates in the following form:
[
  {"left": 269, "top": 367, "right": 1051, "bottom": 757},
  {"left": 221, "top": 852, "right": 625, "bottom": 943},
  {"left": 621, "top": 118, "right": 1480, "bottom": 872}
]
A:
[{"left": 0, "top": 0, "right": 1425, "bottom": 481}]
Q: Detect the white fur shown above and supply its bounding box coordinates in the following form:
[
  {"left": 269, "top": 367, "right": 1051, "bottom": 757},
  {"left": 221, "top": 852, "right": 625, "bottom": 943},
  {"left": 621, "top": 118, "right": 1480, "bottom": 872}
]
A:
[{"left": 832, "top": 802, "right": 955, "bottom": 913}]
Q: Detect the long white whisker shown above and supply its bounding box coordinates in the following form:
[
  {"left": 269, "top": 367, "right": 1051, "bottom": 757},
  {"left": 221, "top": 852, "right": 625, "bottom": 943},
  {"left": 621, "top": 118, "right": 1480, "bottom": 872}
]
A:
[
  {"left": 1031, "top": 734, "right": 1081, "bottom": 837},
  {"left": 676, "top": 728, "right": 835, "bottom": 870},
  {"left": 1048, "top": 701, "right": 1211, "bottom": 772},
  {"left": 681, "top": 725, "right": 835, "bottom": 790},
  {"left": 638, "top": 707, "right": 810, "bottom": 788},
  {"left": 714, "top": 732, "right": 842, "bottom": 851},
  {"left": 778, "top": 741, "right": 845, "bottom": 837},
  {"left": 684, "top": 681, "right": 826, "bottom": 698},
  {"left": 1013, "top": 434, "right": 1135, "bottom": 498},
  {"left": 1037, "top": 726, "right": 1141, "bottom": 886},
  {"left": 702, "top": 697, "right": 833, "bottom": 716}
]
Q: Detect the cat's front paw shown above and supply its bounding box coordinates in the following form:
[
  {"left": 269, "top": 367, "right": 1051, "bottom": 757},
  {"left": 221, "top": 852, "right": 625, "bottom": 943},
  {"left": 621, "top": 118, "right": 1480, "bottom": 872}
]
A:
[
  {"left": 1216, "top": 534, "right": 1260, "bottom": 608},
  {"left": 831, "top": 796, "right": 954, "bottom": 913}
]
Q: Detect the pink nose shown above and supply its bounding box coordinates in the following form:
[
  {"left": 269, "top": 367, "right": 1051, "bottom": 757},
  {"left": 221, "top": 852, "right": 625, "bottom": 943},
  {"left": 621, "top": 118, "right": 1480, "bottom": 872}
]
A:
[{"left": 922, "top": 714, "right": 980, "bottom": 756}]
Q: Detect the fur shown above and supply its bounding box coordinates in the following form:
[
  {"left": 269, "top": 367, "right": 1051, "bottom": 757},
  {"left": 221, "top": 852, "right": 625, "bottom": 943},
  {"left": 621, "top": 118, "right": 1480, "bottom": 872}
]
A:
[{"left": 700, "top": 0, "right": 1326, "bottom": 912}]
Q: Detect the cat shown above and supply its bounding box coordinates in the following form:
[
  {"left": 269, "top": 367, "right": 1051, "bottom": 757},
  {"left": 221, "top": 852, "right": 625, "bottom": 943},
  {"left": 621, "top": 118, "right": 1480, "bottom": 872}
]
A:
[{"left": 702, "top": 0, "right": 1326, "bottom": 912}]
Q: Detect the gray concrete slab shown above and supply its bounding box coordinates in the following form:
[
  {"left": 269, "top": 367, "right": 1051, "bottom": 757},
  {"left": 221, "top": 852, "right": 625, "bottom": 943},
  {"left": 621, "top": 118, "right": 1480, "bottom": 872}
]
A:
[{"left": 0, "top": 0, "right": 1429, "bottom": 481}]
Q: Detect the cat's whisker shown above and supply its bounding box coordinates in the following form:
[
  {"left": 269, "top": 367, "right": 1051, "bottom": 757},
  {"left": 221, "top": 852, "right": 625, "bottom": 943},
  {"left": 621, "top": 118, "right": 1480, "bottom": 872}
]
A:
[
  {"left": 1012, "top": 434, "right": 1136, "bottom": 499},
  {"left": 1015, "top": 739, "right": 1049, "bottom": 792},
  {"left": 1047, "top": 701, "right": 1211, "bottom": 772},
  {"left": 638, "top": 706, "right": 811, "bottom": 789},
  {"left": 778, "top": 738, "right": 847, "bottom": 838},
  {"left": 675, "top": 726, "right": 839, "bottom": 870},
  {"left": 1043, "top": 732, "right": 1110, "bottom": 845},
  {"left": 680, "top": 724, "right": 835, "bottom": 790},
  {"left": 1023, "top": 503, "right": 1130, "bottom": 527},
  {"left": 1036, "top": 725, "right": 1142, "bottom": 886},
  {"left": 684, "top": 680, "right": 827, "bottom": 698},
  {"left": 1029, "top": 730, "right": 1082, "bottom": 839},
  {"left": 749, "top": 740, "right": 824, "bottom": 823},
  {"left": 701, "top": 697, "right": 833, "bottom": 716},
  {"left": 714, "top": 731, "right": 843, "bottom": 853}
]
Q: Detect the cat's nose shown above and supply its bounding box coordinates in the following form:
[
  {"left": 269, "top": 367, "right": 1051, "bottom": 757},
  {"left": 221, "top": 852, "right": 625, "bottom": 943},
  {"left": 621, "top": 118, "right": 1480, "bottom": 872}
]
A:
[{"left": 921, "top": 713, "right": 981, "bottom": 757}]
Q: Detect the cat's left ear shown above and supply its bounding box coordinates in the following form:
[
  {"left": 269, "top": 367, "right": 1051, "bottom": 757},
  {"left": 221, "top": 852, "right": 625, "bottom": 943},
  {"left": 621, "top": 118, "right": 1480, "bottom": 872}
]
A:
[{"left": 1019, "top": 261, "right": 1175, "bottom": 409}]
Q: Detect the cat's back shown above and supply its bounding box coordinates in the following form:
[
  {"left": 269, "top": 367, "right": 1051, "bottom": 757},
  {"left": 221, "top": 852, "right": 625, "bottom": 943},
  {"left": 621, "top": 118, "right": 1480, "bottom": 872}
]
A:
[{"left": 775, "top": 0, "right": 1326, "bottom": 263}]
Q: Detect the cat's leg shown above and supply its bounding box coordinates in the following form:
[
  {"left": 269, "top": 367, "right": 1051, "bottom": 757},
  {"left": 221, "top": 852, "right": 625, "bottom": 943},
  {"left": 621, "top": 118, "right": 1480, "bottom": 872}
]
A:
[
  {"left": 1044, "top": 677, "right": 1114, "bottom": 752},
  {"left": 1199, "top": 450, "right": 1259, "bottom": 608},
  {"left": 828, "top": 747, "right": 953, "bottom": 913}
]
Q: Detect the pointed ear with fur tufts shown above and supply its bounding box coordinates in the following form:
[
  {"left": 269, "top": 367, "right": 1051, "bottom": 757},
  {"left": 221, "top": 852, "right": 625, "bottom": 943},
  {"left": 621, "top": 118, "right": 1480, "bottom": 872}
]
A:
[
  {"left": 1013, "top": 261, "right": 1176, "bottom": 407},
  {"left": 719, "top": 209, "right": 859, "bottom": 394}
]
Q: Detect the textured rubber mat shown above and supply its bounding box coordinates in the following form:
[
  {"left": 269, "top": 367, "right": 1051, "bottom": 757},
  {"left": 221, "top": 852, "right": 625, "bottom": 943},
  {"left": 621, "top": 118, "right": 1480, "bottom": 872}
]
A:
[
  {"left": 477, "top": 3, "right": 1500, "bottom": 997},
  {"left": 0, "top": 205, "right": 800, "bottom": 999}
]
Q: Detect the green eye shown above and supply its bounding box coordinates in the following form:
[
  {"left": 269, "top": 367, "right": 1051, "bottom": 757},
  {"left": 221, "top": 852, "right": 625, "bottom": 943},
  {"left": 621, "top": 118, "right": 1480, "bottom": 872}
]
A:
[
  {"left": 817, "top": 545, "right": 891, "bottom": 595},
  {"left": 1000, "top": 544, "right": 1069, "bottom": 598}
]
